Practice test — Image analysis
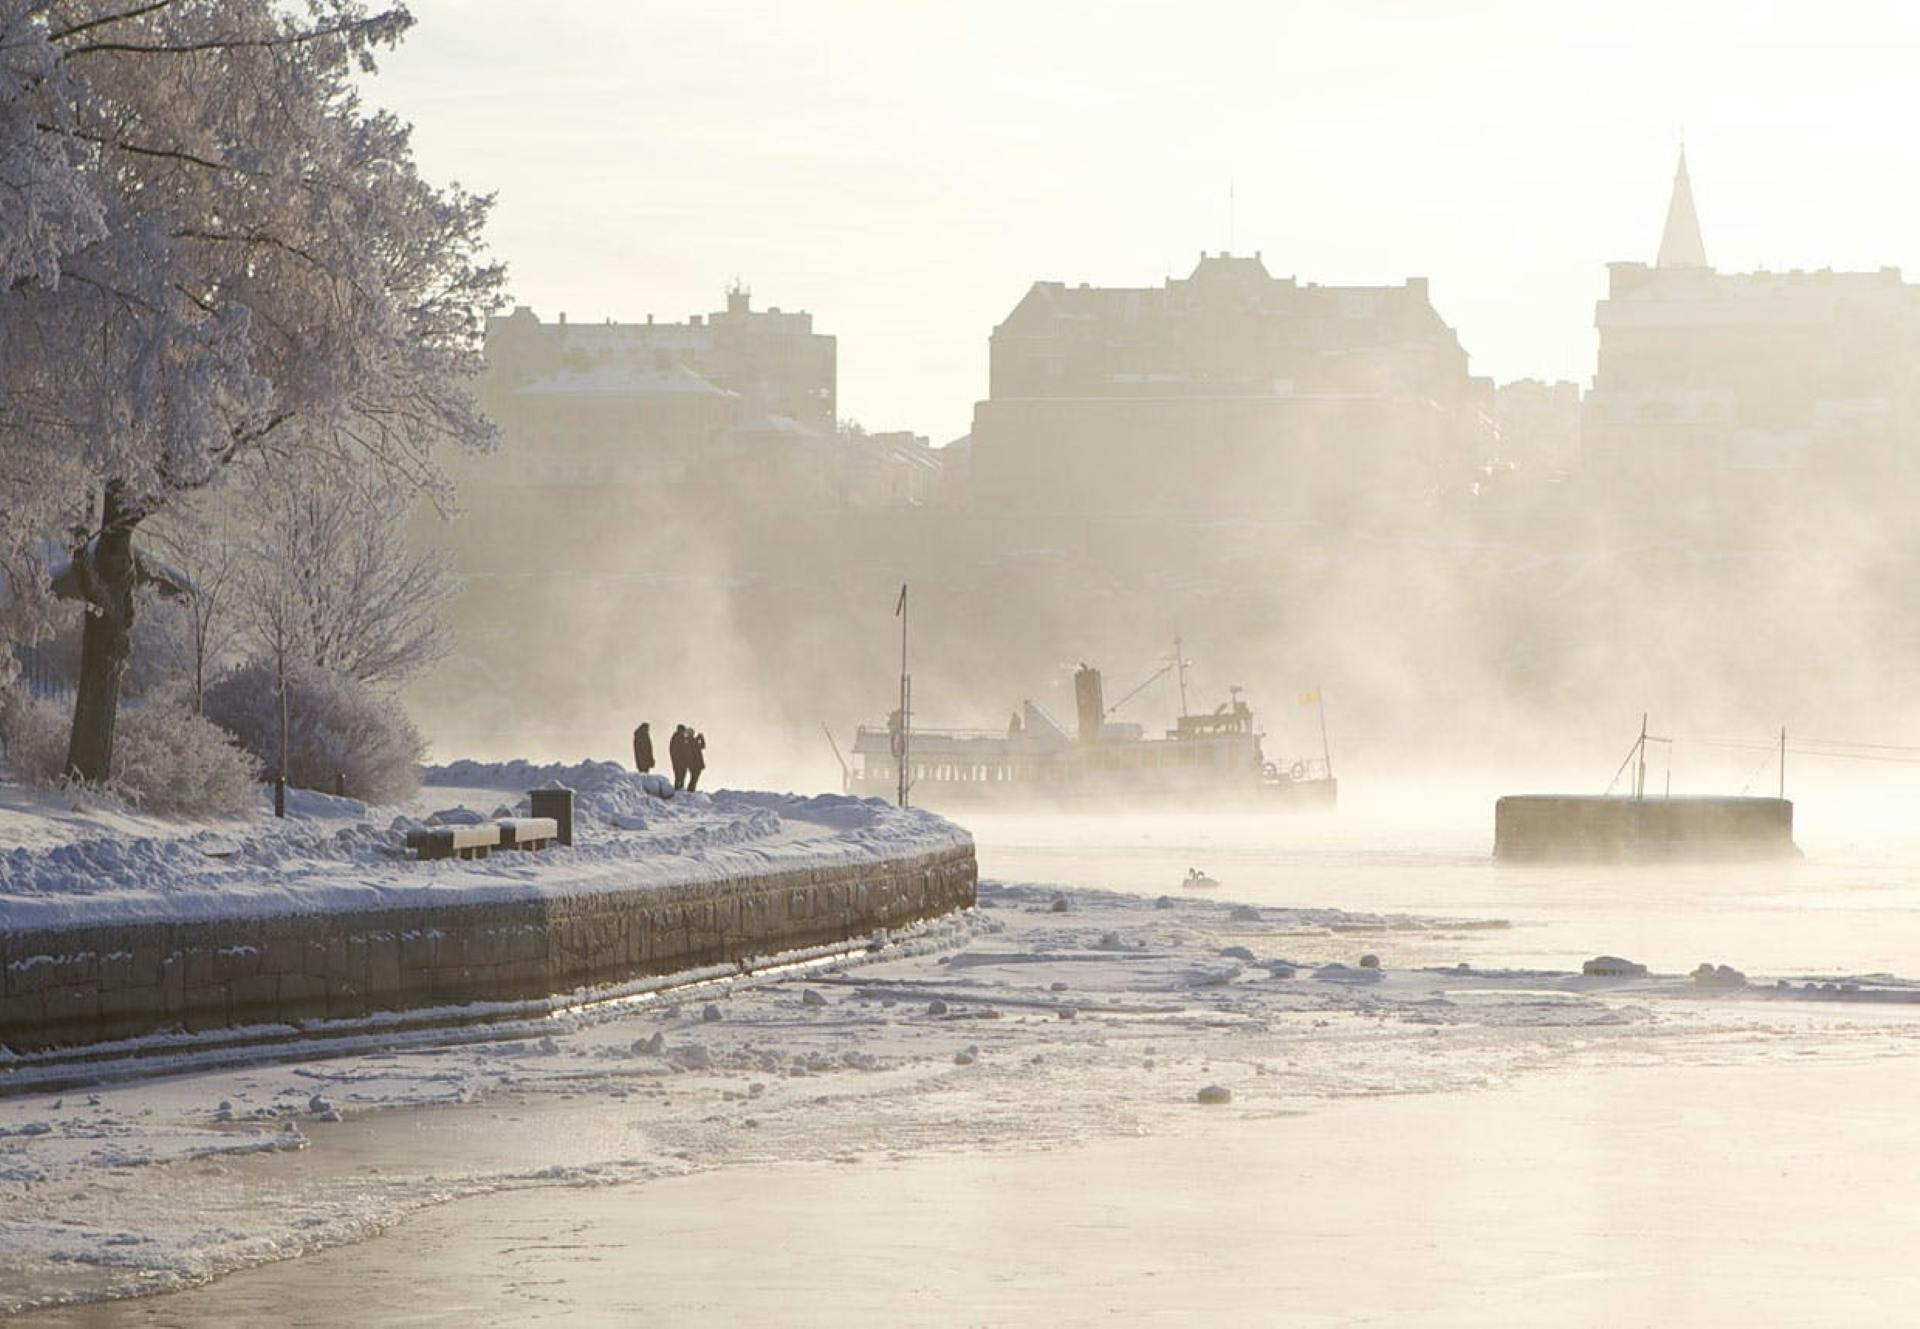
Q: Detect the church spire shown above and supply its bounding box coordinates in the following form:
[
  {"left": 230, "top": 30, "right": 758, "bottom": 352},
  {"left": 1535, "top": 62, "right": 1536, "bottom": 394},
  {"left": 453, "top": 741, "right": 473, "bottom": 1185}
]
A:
[{"left": 1656, "top": 148, "right": 1708, "bottom": 269}]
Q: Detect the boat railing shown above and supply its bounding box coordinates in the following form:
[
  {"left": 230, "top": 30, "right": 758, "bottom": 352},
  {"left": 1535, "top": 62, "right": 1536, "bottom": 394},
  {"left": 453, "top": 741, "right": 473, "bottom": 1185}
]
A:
[
  {"left": 853, "top": 724, "right": 1021, "bottom": 742},
  {"left": 1264, "top": 755, "right": 1333, "bottom": 784}
]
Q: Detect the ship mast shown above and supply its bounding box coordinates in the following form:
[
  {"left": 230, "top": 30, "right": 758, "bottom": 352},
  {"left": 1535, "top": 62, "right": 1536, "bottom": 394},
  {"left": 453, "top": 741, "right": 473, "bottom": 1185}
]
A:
[
  {"left": 1317, "top": 686, "right": 1333, "bottom": 779},
  {"left": 1173, "top": 636, "right": 1189, "bottom": 717}
]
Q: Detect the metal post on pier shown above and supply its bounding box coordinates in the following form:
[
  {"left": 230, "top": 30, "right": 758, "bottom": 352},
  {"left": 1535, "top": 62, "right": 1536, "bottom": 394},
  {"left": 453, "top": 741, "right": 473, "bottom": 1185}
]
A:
[{"left": 895, "top": 583, "right": 910, "bottom": 808}]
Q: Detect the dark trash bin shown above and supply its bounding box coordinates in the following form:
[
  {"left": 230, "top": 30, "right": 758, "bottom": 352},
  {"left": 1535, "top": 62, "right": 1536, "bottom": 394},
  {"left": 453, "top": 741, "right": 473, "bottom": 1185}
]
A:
[{"left": 529, "top": 787, "right": 574, "bottom": 847}]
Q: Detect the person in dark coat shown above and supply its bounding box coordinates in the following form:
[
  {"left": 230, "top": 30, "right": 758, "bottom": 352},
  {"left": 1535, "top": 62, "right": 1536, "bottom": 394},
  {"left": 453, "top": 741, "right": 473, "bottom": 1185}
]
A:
[
  {"left": 686, "top": 730, "right": 707, "bottom": 792},
  {"left": 669, "top": 724, "right": 689, "bottom": 791},
  {"left": 632, "top": 722, "right": 654, "bottom": 774}
]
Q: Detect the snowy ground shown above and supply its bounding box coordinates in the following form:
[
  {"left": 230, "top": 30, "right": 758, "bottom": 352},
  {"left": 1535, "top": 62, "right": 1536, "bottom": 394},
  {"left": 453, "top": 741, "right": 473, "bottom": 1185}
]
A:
[
  {"left": 0, "top": 760, "right": 967, "bottom": 930},
  {"left": 6, "top": 880, "right": 1919, "bottom": 1314},
  {"left": 0, "top": 775, "right": 257, "bottom": 856}
]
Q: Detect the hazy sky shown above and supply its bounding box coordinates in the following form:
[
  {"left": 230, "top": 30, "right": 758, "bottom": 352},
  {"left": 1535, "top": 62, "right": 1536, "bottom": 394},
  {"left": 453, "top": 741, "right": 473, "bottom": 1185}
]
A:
[{"left": 378, "top": 1, "right": 1920, "bottom": 443}]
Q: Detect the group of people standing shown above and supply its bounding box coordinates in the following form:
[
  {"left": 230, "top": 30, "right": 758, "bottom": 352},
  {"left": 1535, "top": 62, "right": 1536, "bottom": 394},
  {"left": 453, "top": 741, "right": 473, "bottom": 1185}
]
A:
[{"left": 631, "top": 721, "right": 708, "bottom": 792}]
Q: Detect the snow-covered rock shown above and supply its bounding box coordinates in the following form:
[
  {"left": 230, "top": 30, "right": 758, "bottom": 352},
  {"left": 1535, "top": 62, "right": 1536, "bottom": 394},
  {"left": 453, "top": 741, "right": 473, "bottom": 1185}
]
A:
[
  {"left": 669, "top": 1044, "right": 712, "bottom": 1071},
  {"left": 426, "top": 807, "right": 486, "bottom": 826},
  {"left": 1583, "top": 955, "right": 1648, "bottom": 978}
]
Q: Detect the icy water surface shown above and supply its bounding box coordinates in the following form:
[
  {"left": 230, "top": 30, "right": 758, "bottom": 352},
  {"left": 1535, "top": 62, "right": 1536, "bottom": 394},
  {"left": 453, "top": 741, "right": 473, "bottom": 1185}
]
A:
[
  {"left": 971, "top": 787, "right": 1920, "bottom": 975},
  {"left": 28, "top": 1056, "right": 1920, "bottom": 1326}
]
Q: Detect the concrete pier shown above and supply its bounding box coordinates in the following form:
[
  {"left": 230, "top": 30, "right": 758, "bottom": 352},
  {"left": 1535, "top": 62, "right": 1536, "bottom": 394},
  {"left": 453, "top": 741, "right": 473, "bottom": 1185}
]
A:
[{"left": 1494, "top": 795, "right": 1796, "bottom": 862}]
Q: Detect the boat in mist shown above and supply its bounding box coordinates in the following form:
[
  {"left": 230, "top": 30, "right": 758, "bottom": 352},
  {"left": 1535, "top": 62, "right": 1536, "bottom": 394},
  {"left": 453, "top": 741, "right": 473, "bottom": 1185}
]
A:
[{"left": 841, "top": 646, "right": 1337, "bottom": 811}]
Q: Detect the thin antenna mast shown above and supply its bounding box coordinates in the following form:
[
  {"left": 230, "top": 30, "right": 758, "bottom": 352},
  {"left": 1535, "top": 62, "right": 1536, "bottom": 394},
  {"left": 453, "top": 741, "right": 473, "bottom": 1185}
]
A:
[
  {"left": 821, "top": 723, "right": 849, "bottom": 787},
  {"left": 1318, "top": 687, "right": 1333, "bottom": 780}
]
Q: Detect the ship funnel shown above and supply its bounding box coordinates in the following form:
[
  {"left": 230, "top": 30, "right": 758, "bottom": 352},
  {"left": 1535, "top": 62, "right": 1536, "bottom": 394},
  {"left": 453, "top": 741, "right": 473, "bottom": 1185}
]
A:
[{"left": 1074, "top": 665, "right": 1105, "bottom": 744}]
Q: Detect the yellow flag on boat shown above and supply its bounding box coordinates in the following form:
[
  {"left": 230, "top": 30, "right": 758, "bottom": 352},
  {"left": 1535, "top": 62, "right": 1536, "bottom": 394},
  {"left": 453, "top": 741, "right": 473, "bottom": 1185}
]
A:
[{"left": 1298, "top": 690, "right": 1320, "bottom": 706}]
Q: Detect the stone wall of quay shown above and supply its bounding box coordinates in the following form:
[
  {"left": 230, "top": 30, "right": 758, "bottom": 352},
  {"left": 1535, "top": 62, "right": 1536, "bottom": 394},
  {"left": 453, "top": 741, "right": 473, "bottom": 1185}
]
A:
[
  {"left": 1493, "top": 795, "right": 1795, "bottom": 861},
  {"left": 0, "top": 845, "right": 977, "bottom": 1055}
]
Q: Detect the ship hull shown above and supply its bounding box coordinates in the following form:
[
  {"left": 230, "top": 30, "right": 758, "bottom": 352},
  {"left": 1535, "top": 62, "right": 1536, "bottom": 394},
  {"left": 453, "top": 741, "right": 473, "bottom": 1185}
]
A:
[{"left": 848, "top": 775, "right": 1337, "bottom": 812}]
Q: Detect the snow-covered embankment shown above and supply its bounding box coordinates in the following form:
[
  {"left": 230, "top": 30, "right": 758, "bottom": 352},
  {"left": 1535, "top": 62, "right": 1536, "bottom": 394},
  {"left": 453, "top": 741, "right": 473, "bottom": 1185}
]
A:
[{"left": 0, "top": 761, "right": 975, "bottom": 1056}]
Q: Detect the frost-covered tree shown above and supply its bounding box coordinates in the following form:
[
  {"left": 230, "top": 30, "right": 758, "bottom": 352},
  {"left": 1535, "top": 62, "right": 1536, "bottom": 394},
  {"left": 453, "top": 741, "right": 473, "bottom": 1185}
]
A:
[
  {"left": 0, "top": 1, "right": 503, "bottom": 783},
  {"left": 0, "top": 458, "right": 83, "bottom": 689},
  {"left": 144, "top": 505, "right": 244, "bottom": 713},
  {"left": 239, "top": 458, "right": 455, "bottom": 686}
]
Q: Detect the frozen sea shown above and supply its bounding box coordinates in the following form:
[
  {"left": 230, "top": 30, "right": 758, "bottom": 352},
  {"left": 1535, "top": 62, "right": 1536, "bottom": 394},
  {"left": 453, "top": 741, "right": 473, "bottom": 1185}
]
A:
[{"left": 9, "top": 780, "right": 1920, "bottom": 1324}]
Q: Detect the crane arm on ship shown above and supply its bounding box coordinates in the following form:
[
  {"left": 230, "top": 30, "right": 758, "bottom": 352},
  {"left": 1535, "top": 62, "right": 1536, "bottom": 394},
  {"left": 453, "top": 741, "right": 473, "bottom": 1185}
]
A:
[
  {"left": 1105, "top": 639, "right": 1193, "bottom": 718},
  {"left": 1103, "top": 660, "right": 1174, "bottom": 718}
]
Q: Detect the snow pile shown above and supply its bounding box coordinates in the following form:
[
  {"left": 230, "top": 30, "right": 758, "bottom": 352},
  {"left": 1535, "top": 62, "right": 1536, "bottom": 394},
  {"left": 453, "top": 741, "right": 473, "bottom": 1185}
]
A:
[{"left": 426, "top": 759, "right": 675, "bottom": 832}]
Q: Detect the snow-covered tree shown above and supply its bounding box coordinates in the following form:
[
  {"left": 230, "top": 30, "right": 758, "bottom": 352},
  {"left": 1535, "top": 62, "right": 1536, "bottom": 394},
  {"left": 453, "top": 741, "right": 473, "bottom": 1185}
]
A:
[
  {"left": 144, "top": 507, "right": 244, "bottom": 714},
  {"left": 0, "top": 1, "right": 503, "bottom": 783},
  {"left": 0, "top": 464, "right": 82, "bottom": 689},
  {"left": 238, "top": 458, "right": 455, "bottom": 686}
]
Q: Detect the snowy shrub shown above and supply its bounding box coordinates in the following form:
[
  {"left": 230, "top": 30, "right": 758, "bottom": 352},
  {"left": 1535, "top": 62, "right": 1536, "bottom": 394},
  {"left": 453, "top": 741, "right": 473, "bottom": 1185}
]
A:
[
  {"left": 110, "top": 704, "right": 259, "bottom": 816},
  {"left": 204, "top": 660, "right": 425, "bottom": 803},
  {"left": 0, "top": 686, "right": 70, "bottom": 785},
  {"left": 1, "top": 687, "right": 255, "bottom": 815}
]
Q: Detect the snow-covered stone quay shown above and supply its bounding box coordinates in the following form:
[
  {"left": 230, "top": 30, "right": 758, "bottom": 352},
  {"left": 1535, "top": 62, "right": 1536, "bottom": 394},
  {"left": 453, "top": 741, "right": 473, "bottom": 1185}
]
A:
[{"left": 0, "top": 762, "right": 976, "bottom": 1057}]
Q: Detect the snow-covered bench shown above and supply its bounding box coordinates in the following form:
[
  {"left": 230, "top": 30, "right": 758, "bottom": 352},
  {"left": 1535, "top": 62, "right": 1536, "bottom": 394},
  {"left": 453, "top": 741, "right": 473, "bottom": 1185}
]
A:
[
  {"left": 495, "top": 816, "right": 560, "bottom": 851},
  {"left": 405, "top": 824, "right": 503, "bottom": 861}
]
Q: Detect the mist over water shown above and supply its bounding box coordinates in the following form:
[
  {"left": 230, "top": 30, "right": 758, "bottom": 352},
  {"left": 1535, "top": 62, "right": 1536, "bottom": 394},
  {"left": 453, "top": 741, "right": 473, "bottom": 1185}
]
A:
[{"left": 969, "top": 781, "right": 1920, "bottom": 977}]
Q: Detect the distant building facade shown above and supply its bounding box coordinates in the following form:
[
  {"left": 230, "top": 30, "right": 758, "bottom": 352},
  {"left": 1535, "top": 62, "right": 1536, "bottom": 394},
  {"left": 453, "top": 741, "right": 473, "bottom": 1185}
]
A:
[
  {"left": 1494, "top": 378, "right": 1581, "bottom": 473},
  {"left": 969, "top": 252, "right": 1487, "bottom": 520},
  {"left": 485, "top": 287, "right": 836, "bottom": 434},
  {"left": 465, "top": 290, "right": 936, "bottom": 511},
  {"left": 840, "top": 429, "right": 941, "bottom": 508},
  {"left": 1584, "top": 153, "right": 1920, "bottom": 502}
]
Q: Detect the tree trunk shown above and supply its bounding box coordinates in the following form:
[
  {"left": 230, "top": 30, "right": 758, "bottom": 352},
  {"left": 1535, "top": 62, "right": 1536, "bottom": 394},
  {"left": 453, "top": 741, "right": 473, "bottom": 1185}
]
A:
[{"left": 65, "top": 487, "right": 140, "bottom": 784}]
